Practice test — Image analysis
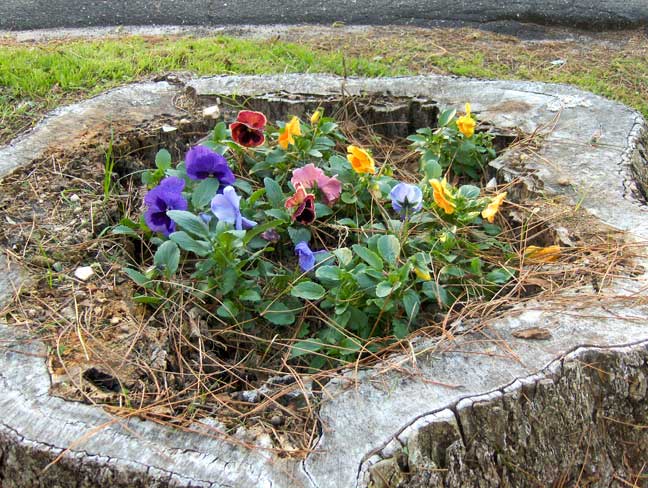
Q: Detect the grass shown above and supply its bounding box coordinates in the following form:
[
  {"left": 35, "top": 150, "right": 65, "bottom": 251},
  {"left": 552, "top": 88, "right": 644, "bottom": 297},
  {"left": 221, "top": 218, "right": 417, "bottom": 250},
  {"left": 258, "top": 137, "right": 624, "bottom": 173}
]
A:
[
  {"left": 0, "top": 26, "right": 647, "bottom": 144},
  {"left": 103, "top": 129, "right": 115, "bottom": 202}
]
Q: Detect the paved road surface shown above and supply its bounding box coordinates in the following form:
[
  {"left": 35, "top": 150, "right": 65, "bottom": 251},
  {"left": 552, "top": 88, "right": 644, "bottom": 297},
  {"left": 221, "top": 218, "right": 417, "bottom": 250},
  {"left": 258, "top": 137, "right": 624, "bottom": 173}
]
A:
[{"left": 1, "top": 0, "right": 647, "bottom": 31}]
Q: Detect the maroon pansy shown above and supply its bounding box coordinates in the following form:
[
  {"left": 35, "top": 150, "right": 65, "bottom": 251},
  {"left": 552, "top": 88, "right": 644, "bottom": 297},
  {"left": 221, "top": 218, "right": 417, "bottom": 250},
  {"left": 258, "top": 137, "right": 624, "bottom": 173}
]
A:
[{"left": 230, "top": 110, "right": 267, "bottom": 147}]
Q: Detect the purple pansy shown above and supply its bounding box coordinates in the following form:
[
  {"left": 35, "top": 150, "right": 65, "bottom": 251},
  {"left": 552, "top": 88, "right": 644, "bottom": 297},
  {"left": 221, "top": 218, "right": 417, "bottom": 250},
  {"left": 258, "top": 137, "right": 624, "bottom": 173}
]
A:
[
  {"left": 260, "top": 228, "right": 280, "bottom": 243},
  {"left": 210, "top": 186, "right": 257, "bottom": 230},
  {"left": 144, "top": 177, "right": 189, "bottom": 236},
  {"left": 389, "top": 182, "right": 423, "bottom": 218},
  {"left": 295, "top": 241, "right": 325, "bottom": 272},
  {"left": 185, "top": 145, "right": 236, "bottom": 184}
]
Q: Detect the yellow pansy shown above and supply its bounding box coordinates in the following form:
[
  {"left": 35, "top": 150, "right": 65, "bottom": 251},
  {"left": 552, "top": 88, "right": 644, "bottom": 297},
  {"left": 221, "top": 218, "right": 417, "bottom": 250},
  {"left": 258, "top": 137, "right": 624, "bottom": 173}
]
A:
[
  {"left": 413, "top": 266, "right": 431, "bottom": 281},
  {"left": 429, "top": 178, "right": 456, "bottom": 215},
  {"left": 481, "top": 192, "right": 507, "bottom": 223},
  {"left": 278, "top": 116, "right": 302, "bottom": 149},
  {"left": 524, "top": 245, "right": 561, "bottom": 263},
  {"left": 456, "top": 103, "right": 476, "bottom": 138},
  {"left": 347, "top": 145, "right": 376, "bottom": 174},
  {"left": 310, "top": 109, "right": 322, "bottom": 125}
]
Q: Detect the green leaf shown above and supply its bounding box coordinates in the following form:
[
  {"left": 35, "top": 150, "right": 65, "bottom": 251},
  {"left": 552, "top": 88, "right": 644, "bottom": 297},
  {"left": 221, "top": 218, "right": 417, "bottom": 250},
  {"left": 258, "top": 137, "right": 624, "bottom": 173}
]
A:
[
  {"left": 212, "top": 121, "right": 228, "bottom": 142},
  {"left": 169, "top": 231, "right": 211, "bottom": 257},
  {"left": 341, "top": 191, "right": 357, "bottom": 204},
  {"left": 319, "top": 122, "right": 338, "bottom": 134},
  {"left": 407, "top": 134, "right": 427, "bottom": 144},
  {"left": 315, "top": 265, "right": 342, "bottom": 282},
  {"left": 288, "top": 226, "right": 311, "bottom": 245},
  {"left": 154, "top": 240, "right": 180, "bottom": 277},
  {"left": 423, "top": 159, "right": 442, "bottom": 180},
  {"left": 191, "top": 178, "right": 220, "bottom": 209},
  {"left": 482, "top": 222, "right": 501, "bottom": 236},
  {"left": 290, "top": 339, "right": 325, "bottom": 359},
  {"left": 458, "top": 185, "right": 481, "bottom": 199},
  {"left": 111, "top": 225, "right": 139, "bottom": 237},
  {"left": 264, "top": 177, "right": 284, "bottom": 208},
  {"left": 234, "top": 180, "right": 253, "bottom": 195},
  {"left": 201, "top": 141, "right": 228, "bottom": 154},
  {"left": 155, "top": 149, "right": 172, "bottom": 170},
  {"left": 220, "top": 268, "right": 239, "bottom": 295},
  {"left": 333, "top": 247, "right": 353, "bottom": 267},
  {"left": 123, "top": 268, "right": 151, "bottom": 288},
  {"left": 265, "top": 208, "right": 290, "bottom": 220},
  {"left": 264, "top": 302, "right": 296, "bottom": 325},
  {"left": 133, "top": 295, "right": 163, "bottom": 305},
  {"left": 337, "top": 218, "right": 358, "bottom": 228},
  {"left": 470, "top": 257, "right": 483, "bottom": 276},
  {"left": 239, "top": 289, "right": 261, "bottom": 302},
  {"left": 167, "top": 210, "right": 210, "bottom": 239},
  {"left": 377, "top": 235, "right": 401, "bottom": 265},
  {"left": 402, "top": 290, "right": 420, "bottom": 323},
  {"left": 393, "top": 319, "right": 409, "bottom": 339},
  {"left": 141, "top": 171, "right": 155, "bottom": 186},
  {"left": 265, "top": 149, "right": 286, "bottom": 165},
  {"left": 376, "top": 281, "right": 396, "bottom": 298},
  {"left": 438, "top": 108, "right": 457, "bottom": 127},
  {"left": 165, "top": 161, "right": 187, "bottom": 179},
  {"left": 486, "top": 267, "right": 515, "bottom": 284},
  {"left": 441, "top": 265, "right": 465, "bottom": 278},
  {"left": 352, "top": 245, "right": 383, "bottom": 271},
  {"left": 217, "top": 299, "right": 239, "bottom": 320},
  {"left": 339, "top": 337, "right": 363, "bottom": 355},
  {"left": 422, "top": 282, "right": 450, "bottom": 307},
  {"left": 291, "top": 281, "right": 326, "bottom": 300},
  {"left": 314, "top": 202, "right": 333, "bottom": 217}
]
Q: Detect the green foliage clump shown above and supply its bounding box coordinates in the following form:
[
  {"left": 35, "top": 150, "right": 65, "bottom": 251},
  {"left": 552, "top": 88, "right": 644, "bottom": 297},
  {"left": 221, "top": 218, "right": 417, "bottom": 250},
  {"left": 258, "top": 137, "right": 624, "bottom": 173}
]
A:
[{"left": 116, "top": 106, "right": 513, "bottom": 369}]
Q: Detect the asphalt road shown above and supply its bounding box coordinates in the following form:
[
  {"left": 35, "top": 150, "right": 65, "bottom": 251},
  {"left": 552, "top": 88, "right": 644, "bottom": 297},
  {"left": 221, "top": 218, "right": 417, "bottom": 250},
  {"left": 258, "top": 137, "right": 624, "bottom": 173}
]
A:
[{"left": 0, "top": 0, "right": 647, "bottom": 31}]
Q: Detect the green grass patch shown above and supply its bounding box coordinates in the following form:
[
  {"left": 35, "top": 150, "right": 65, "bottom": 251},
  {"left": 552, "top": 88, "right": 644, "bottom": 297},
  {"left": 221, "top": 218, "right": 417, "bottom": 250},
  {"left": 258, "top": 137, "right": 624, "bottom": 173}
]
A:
[{"left": 1, "top": 31, "right": 647, "bottom": 145}]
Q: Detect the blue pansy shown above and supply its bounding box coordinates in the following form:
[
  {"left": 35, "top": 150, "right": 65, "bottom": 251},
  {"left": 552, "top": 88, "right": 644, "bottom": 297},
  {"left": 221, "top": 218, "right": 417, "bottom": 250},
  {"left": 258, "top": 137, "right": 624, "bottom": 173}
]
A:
[
  {"left": 210, "top": 186, "right": 257, "bottom": 230},
  {"left": 389, "top": 182, "right": 423, "bottom": 218},
  {"left": 295, "top": 241, "right": 325, "bottom": 272}
]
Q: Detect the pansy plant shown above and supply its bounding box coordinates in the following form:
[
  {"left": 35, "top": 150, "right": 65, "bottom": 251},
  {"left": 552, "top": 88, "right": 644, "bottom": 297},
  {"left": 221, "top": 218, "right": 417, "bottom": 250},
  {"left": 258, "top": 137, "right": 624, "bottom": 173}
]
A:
[{"left": 123, "top": 105, "right": 515, "bottom": 367}]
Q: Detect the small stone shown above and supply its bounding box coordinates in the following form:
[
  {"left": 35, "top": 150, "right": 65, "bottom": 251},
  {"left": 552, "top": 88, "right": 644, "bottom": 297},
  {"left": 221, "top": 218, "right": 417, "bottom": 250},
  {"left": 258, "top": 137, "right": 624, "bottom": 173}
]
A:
[
  {"left": 74, "top": 266, "right": 94, "bottom": 281},
  {"left": 69, "top": 194, "right": 80, "bottom": 202},
  {"left": 555, "top": 226, "right": 575, "bottom": 247},
  {"left": 270, "top": 415, "right": 284, "bottom": 427},
  {"left": 202, "top": 105, "right": 221, "bottom": 119}
]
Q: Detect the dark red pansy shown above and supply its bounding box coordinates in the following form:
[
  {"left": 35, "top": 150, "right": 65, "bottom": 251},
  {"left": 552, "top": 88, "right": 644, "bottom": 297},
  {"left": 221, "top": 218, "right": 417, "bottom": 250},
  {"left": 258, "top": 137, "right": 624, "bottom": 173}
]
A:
[
  {"left": 293, "top": 194, "right": 316, "bottom": 225},
  {"left": 230, "top": 110, "right": 267, "bottom": 147}
]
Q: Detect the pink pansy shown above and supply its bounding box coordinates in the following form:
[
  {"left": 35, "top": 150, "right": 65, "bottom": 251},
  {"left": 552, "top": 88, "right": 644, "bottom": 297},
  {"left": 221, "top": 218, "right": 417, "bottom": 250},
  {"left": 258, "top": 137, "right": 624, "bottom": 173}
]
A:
[{"left": 291, "top": 163, "right": 342, "bottom": 206}]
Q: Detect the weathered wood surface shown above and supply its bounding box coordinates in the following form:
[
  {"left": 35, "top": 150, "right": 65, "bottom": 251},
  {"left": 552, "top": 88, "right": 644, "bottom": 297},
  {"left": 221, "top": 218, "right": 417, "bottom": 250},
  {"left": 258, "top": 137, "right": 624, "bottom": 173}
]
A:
[{"left": 0, "top": 75, "right": 647, "bottom": 487}]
